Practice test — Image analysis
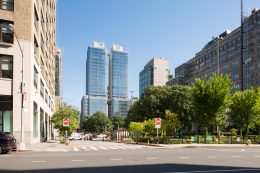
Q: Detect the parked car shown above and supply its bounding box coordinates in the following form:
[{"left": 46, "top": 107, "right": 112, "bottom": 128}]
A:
[
  {"left": 68, "top": 133, "right": 82, "bottom": 140},
  {"left": 0, "top": 132, "right": 17, "bottom": 154}
]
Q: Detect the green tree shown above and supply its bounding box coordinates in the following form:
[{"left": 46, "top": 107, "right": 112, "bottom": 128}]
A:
[
  {"left": 191, "top": 73, "right": 233, "bottom": 130},
  {"left": 143, "top": 119, "right": 156, "bottom": 135},
  {"left": 82, "top": 112, "right": 113, "bottom": 133},
  {"left": 161, "top": 110, "right": 181, "bottom": 135},
  {"left": 229, "top": 89, "right": 260, "bottom": 136},
  {"left": 127, "top": 85, "right": 194, "bottom": 129},
  {"left": 51, "top": 104, "right": 80, "bottom": 137},
  {"left": 111, "top": 115, "right": 125, "bottom": 130},
  {"left": 128, "top": 122, "right": 144, "bottom": 141}
]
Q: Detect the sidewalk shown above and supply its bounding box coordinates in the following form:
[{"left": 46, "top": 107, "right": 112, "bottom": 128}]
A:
[
  {"left": 158, "top": 143, "right": 260, "bottom": 148},
  {"left": 18, "top": 140, "right": 72, "bottom": 152}
]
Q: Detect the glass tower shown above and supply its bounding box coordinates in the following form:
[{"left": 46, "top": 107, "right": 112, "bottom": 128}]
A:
[
  {"left": 84, "top": 42, "right": 107, "bottom": 117},
  {"left": 108, "top": 44, "right": 129, "bottom": 118}
]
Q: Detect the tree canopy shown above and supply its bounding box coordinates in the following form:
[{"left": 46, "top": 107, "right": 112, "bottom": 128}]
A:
[
  {"left": 229, "top": 88, "right": 260, "bottom": 135},
  {"left": 191, "top": 73, "right": 233, "bottom": 127},
  {"left": 51, "top": 104, "right": 80, "bottom": 137},
  {"left": 127, "top": 85, "right": 194, "bottom": 128},
  {"left": 82, "top": 112, "right": 113, "bottom": 133}
]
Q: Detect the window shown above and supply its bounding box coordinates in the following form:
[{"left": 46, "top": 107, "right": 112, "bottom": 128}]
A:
[
  {"left": 40, "top": 79, "right": 44, "bottom": 98},
  {"left": 34, "top": 66, "right": 38, "bottom": 88},
  {"left": 34, "top": 7, "right": 39, "bottom": 29},
  {"left": 0, "top": 0, "right": 14, "bottom": 11},
  {"left": 0, "top": 54, "right": 13, "bottom": 79},
  {"left": 45, "top": 89, "right": 48, "bottom": 104},
  {"left": 33, "top": 102, "right": 38, "bottom": 138},
  {"left": 0, "top": 20, "right": 13, "bottom": 44}
]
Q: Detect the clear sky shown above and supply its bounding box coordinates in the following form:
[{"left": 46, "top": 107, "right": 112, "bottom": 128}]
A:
[{"left": 57, "top": 0, "right": 260, "bottom": 109}]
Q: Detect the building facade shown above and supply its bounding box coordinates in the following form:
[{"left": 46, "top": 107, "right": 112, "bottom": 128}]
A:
[
  {"left": 55, "top": 48, "right": 62, "bottom": 109},
  {"left": 139, "top": 57, "right": 169, "bottom": 96},
  {"left": 82, "top": 42, "right": 107, "bottom": 119},
  {"left": 108, "top": 44, "right": 129, "bottom": 118},
  {"left": 0, "top": 0, "right": 57, "bottom": 144},
  {"left": 167, "top": 9, "right": 260, "bottom": 91}
]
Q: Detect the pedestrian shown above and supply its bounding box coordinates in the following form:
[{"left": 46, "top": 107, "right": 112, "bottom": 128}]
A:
[{"left": 246, "top": 139, "right": 251, "bottom": 146}]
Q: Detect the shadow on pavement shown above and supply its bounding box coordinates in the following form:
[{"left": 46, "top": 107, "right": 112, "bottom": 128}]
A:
[{"left": 1, "top": 163, "right": 260, "bottom": 173}]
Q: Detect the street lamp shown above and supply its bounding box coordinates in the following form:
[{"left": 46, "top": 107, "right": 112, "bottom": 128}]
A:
[
  {"left": 8, "top": 24, "right": 26, "bottom": 150},
  {"left": 114, "top": 122, "right": 119, "bottom": 141}
]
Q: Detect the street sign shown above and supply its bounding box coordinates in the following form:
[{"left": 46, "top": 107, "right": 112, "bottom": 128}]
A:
[
  {"left": 63, "top": 118, "right": 69, "bottom": 127},
  {"left": 155, "top": 124, "right": 161, "bottom": 129},
  {"left": 154, "top": 118, "right": 161, "bottom": 125}
]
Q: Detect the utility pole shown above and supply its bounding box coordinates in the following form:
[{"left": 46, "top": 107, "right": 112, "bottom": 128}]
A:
[{"left": 240, "top": 0, "right": 244, "bottom": 91}]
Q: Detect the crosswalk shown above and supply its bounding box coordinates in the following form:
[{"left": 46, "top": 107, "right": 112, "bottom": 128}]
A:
[{"left": 44, "top": 144, "right": 150, "bottom": 153}]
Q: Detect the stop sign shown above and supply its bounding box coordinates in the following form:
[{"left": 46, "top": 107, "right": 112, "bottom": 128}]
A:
[
  {"left": 63, "top": 118, "right": 69, "bottom": 126},
  {"left": 155, "top": 118, "right": 161, "bottom": 125}
]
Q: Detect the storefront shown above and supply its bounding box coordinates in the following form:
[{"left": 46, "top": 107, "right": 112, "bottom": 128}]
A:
[{"left": 0, "top": 95, "right": 13, "bottom": 132}]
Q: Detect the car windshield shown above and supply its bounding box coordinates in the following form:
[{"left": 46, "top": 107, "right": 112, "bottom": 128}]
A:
[{"left": 1, "top": 133, "right": 14, "bottom": 138}]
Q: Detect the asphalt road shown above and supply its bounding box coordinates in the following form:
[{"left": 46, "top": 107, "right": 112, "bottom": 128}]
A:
[{"left": 1, "top": 147, "right": 260, "bottom": 173}]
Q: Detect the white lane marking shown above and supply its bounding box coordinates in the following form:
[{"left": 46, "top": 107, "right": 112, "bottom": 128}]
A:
[
  {"left": 179, "top": 156, "right": 190, "bottom": 159},
  {"left": 123, "top": 145, "right": 138, "bottom": 149},
  {"left": 31, "top": 161, "right": 46, "bottom": 163},
  {"left": 99, "top": 146, "right": 108, "bottom": 150},
  {"left": 73, "top": 147, "right": 79, "bottom": 152},
  {"left": 254, "top": 156, "right": 260, "bottom": 158},
  {"left": 146, "top": 157, "right": 158, "bottom": 160},
  {"left": 108, "top": 146, "right": 118, "bottom": 150},
  {"left": 232, "top": 155, "right": 242, "bottom": 158},
  {"left": 172, "top": 168, "right": 260, "bottom": 173},
  {"left": 207, "top": 156, "right": 217, "bottom": 159},
  {"left": 72, "top": 160, "right": 84, "bottom": 162},
  {"left": 115, "top": 146, "right": 127, "bottom": 150},
  {"left": 82, "top": 147, "right": 87, "bottom": 150},
  {"left": 110, "top": 158, "right": 123, "bottom": 161},
  {"left": 90, "top": 146, "right": 98, "bottom": 151}
]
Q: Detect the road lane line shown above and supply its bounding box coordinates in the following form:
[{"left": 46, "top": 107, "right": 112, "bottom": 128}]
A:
[
  {"left": 90, "top": 146, "right": 98, "bottom": 150},
  {"left": 99, "top": 146, "right": 108, "bottom": 150},
  {"left": 72, "top": 160, "right": 84, "bottom": 162},
  {"left": 146, "top": 157, "right": 158, "bottom": 160},
  {"left": 31, "top": 161, "right": 46, "bottom": 163},
  {"left": 232, "top": 155, "right": 242, "bottom": 158},
  {"left": 108, "top": 146, "right": 118, "bottom": 150},
  {"left": 110, "top": 158, "right": 123, "bottom": 161},
  {"left": 73, "top": 147, "right": 79, "bottom": 151},
  {"left": 254, "top": 155, "right": 260, "bottom": 158},
  {"left": 208, "top": 156, "right": 217, "bottom": 159},
  {"left": 115, "top": 146, "right": 127, "bottom": 150},
  {"left": 179, "top": 156, "right": 190, "bottom": 159}
]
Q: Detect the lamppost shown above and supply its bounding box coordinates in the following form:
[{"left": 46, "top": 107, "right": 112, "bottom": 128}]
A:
[
  {"left": 114, "top": 122, "right": 119, "bottom": 141},
  {"left": 8, "top": 24, "right": 26, "bottom": 150}
]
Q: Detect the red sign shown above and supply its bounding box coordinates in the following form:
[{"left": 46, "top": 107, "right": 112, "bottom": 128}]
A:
[
  {"left": 63, "top": 118, "right": 69, "bottom": 126},
  {"left": 155, "top": 118, "right": 161, "bottom": 125}
]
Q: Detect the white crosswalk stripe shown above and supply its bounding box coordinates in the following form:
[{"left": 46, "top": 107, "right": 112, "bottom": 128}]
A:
[
  {"left": 41, "top": 144, "right": 150, "bottom": 153},
  {"left": 99, "top": 146, "right": 108, "bottom": 150}
]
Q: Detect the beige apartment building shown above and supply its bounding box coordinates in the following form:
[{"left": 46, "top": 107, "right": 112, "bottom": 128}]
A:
[
  {"left": 0, "top": 0, "right": 57, "bottom": 144},
  {"left": 139, "top": 57, "right": 169, "bottom": 96}
]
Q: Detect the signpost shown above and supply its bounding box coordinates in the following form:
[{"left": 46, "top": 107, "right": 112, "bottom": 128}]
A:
[
  {"left": 63, "top": 118, "right": 69, "bottom": 127},
  {"left": 63, "top": 118, "right": 69, "bottom": 145},
  {"left": 154, "top": 118, "right": 161, "bottom": 138}
]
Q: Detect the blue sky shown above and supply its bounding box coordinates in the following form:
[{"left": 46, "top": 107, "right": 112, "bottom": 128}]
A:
[{"left": 57, "top": 0, "right": 260, "bottom": 109}]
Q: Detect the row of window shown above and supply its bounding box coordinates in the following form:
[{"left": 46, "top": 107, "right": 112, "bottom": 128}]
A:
[{"left": 0, "top": 0, "right": 13, "bottom": 11}]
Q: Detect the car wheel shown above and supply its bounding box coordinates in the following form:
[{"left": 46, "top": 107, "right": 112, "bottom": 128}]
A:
[{"left": 0, "top": 145, "right": 2, "bottom": 154}]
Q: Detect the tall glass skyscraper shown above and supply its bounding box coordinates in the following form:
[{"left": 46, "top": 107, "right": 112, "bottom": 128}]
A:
[
  {"left": 108, "top": 44, "right": 129, "bottom": 118},
  {"left": 82, "top": 42, "right": 107, "bottom": 119}
]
